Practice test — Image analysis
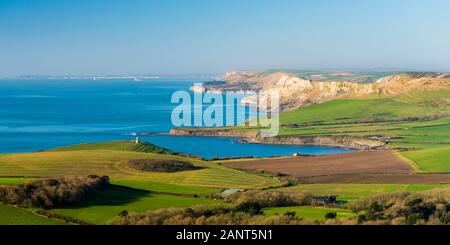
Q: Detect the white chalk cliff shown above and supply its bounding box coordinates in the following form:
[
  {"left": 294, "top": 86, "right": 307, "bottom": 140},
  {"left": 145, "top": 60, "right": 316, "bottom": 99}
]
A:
[{"left": 192, "top": 71, "right": 450, "bottom": 111}]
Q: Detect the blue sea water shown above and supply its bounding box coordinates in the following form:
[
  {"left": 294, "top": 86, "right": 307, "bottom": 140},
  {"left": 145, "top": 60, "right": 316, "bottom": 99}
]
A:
[{"left": 0, "top": 79, "right": 352, "bottom": 158}]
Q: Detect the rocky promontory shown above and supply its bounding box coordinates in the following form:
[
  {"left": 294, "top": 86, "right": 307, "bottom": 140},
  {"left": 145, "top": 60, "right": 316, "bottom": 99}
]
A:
[{"left": 169, "top": 128, "right": 386, "bottom": 150}]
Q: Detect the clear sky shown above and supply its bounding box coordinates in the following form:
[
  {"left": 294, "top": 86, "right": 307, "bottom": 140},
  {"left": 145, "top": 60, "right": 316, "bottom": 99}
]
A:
[{"left": 1, "top": 0, "right": 449, "bottom": 77}]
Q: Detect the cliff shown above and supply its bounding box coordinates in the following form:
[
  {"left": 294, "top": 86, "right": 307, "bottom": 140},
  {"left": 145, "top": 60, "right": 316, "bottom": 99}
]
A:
[
  {"left": 245, "top": 135, "right": 386, "bottom": 150},
  {"left": 169, "top": 128, "right": 260, "bottom": 138},
  {"left": 169, "top": 128, "right": 386, "bottom": 150},
  {"left": 193, "top": 71, "right": 450, "bottom": 111}
]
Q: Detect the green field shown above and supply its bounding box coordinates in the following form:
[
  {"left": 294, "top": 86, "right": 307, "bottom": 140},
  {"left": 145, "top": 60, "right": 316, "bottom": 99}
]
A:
[
  {"left": 0, "top": 141, "right": 280, "bottom": 224},
  {"left": 400, "top": 145, "right": 450, "bottom": 172},
  {"left": 0, "top": 177, "right": 33, "bottom": 185},
  {"left": 281, "top": 184, "right": 450, "bottom": 200},
  {"left": 50, "top": 186, "right": 221, "bottom": 224},
  {"left": 275, "top": 89, "right": 450, "bottom": 172},
  {"left": 0, "top": 204, "right": 67, "bottom": 225},
  {"left": 0, "top": 142, "right": 277, "bottom": 189},
  {"left": 280, "top": 92, "right": 448, "bottom": 125},
  {"left": 280, "top": 89, "right": 449, "bottom": 125},
  {"left": 244, "top": 89, "right": 450, "bottom": 174},
  {"left": 111, "top": 179, "right": 219, "bottom": 195},
  {"left": 263, "top": 206, "right": 355, "bottom": 221},
  {"left": 49, "top": 141, "right": 172, "bottom": 154}
]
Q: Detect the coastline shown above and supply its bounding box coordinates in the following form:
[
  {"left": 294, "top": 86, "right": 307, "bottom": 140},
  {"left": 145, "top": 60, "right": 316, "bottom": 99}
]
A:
[{"left": 168, "top": 128, "right": 387, "bottom": 151}]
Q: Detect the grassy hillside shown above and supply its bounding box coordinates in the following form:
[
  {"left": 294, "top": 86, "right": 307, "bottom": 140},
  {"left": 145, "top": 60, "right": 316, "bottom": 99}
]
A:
[
  {"left": 0, "top": 177, "right": 32, "bottom": 185},
  {"left": 110, "top": 179, "right": 219, "bottom": 195},
  {"left": 0, "top": 141, "right": 278, "bottom": 224},
  {"left": 279, "top": 184, "right": 450, "bottom": 201},
  {"left": 49, "top": 141, "right": 172, "bottom": 154},
  {"left": 276, "top": 89, "right": 450, "bottom": 172},
  {"left": 0, "top": 142, "right": 277, "bottom": 190},
  {"left": 50, "top": 186, "right": 221, "bottom": 224},
  {"left": 0, "top": 204, "right": 67, "bottom": 225},
  {"left": 400, "top": 145, "right": 450, "bottom": 172},
  {"left": 280, "top": 89, "right": 449, "bottom": 125}
]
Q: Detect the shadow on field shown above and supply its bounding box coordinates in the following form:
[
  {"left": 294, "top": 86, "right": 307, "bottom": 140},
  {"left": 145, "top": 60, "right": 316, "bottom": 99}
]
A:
[{"left": 60, "top": 185, "right": 152, "bottom": 209}]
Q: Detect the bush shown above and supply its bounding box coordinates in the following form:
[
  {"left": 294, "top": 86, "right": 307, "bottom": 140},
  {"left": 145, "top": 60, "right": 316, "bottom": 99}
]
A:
[
  {"left": 127, "top": 159, "right": 200, "bottom": 172},
  {"left": 284, "top": 211, "right": 296, "bottom": 217},
  {"left": 325, "top": 212, "right": 337, "bottom": 219},
  {"left": 405, "top": 196, "right": 423, "bottom": 207},
  {"left": 233, "top": 202, "right": 263, "bottom": 215},
  {"left": 406, "top": 213, "right": 424, "bottom": 225},
  {"left": 0, "top": 175, "right": 110, "bottom": 208},
  {"left": 113, "top": 205, "right": 315, "bottom": 225},
  {"left": 357, "top": 214, "right": 366, "bottom": 224},
  {"left": 440, "top": 212, "right": 450, "bottom": 224},
  {"left": 347, "top": 191, "right": 450, "bottom": 225},
  {"left": 225, "top": 190, "right": 313, "bottom": 208}
]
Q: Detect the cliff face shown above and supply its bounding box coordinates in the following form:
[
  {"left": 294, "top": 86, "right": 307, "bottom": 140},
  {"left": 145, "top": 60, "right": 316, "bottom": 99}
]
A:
[
  {"left": 169, "top": 128, "right": 260, "bottom": 138},
  {"left": 374, "top": 73, "right": 450, "bottom": 96},
  {"left": 246, "top": 135, "right": 386, "bottom": 150},
  {"left": 194, "top": 71, "right": 450, "bottom": 111},
  {"left": 169, "top": 128, "right": 386, "bottom": 150}
]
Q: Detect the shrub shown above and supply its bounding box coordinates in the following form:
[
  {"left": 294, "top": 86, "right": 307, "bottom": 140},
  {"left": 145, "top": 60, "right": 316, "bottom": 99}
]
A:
[
  {"left": 406, "top": 213, "right": 424, "bottom": 225},
  {"left": 113, "top": 205, "right": 315, "bottom": 225},
  {"left": 325, "top": 212, "right": 337, "bottom": 219},
  {"left": 440, "top": 212, "right": 450, "bottom": 224},
  {"left": 405, "top": 196, "right": 423, "bottom": 207},
  {"left": 127, "top": 159, "right": 200, "bottom": 172},
  {"left": 0, "top": 175, "right": 110, "bottom": 209},
  {"left": 232, "top": 202, "right": 263, "bottom": 215},
  {"left": 225, "top": 190, "right": 313, "bottom": 208},
  {"left": 357, "top": 214, "right": 366, "bottom": 224},
  {"left": 347, "top": 191, "right": 450, "bottom": 225},
  {"left": 284, "top": 211, "right": 296, "bottom": 217}
]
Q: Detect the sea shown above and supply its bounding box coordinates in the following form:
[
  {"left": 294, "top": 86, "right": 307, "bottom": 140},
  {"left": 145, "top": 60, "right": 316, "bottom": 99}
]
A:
[{"left": 0, "top": 78, "right": 352, "bottom": 159}]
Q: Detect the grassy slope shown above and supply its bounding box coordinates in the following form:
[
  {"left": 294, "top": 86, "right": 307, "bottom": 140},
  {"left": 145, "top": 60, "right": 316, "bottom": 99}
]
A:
[
  {"left": 400, "top": 145, "right": 450, "bottom": 172},
  {"left": 277, "top": 89, "right": 450, "bottom": 172},
  {"left": 0, "top": 177, "right": 33, "bottom": 185},
  {"left": 111, "top": 179, "right": 219, "bottom": 195},
  {"left": 281, "top": 98, "right": 427, "bottom": 125},
  {"left": 280, "top": 89, "right": 449, "bottom": 125},
  {"left": 263, "top": 206, "right": 355, "bottom": 221},
  {"left": 280, "top": 184, "right": 450, "bottom": 201},
  {"left": 0, "top": 143, "right": 277, "bottom": 190},
  {"left": 0, "top": 204, "right": 67, "bottom": 225},
  {"left": 49, "top": 141, "right": 172, "bottom": 154},
  {"left": 50, "top": 186, "right": 221, "bottom": 224},
  {"left": 0, "top": 141, "right": 277, "bottom": 224}
]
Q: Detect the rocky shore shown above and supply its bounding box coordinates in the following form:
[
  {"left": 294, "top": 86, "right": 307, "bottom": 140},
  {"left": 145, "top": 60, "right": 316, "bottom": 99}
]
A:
[{"left": 169, "top": 128, "right": 386, "bottom": 150}]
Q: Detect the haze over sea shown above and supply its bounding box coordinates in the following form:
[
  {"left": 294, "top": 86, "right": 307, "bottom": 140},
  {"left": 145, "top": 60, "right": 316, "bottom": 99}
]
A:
[{"left": 0, "top": 78, "right": 352, "bottom": 159}]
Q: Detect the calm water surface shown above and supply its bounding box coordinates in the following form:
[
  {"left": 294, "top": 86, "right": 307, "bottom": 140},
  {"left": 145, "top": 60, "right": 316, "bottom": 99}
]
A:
[{"left": 0, "top": 79, "right": 352, "bottom": 158}]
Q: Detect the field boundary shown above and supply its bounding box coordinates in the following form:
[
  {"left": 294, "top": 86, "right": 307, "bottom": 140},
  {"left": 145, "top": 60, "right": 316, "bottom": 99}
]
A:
[{"left": 393, "top": 151, "right": 424, "bottom": 173}]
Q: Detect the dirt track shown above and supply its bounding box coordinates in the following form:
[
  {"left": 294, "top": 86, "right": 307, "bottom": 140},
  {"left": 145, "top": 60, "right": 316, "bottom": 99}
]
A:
[{"left": 224, "top": 151, "right": 450, "bottom": 184}]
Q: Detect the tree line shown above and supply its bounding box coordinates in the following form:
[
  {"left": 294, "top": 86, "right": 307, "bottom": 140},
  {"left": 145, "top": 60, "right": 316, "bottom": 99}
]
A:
[{"left": 0, "top": 175, "right": 110, "bottom": 209}]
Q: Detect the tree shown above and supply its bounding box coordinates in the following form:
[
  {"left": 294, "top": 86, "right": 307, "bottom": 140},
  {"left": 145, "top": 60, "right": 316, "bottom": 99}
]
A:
[
  {"left": 118, "top": 210, "right": 129, "bottom": 220},
  {"left": 284, "top": 211, "right": 296, "bottom": 217},
  {"left": 233, "top": 202, "right": 263, "bottom": 215},
  {"left": 324, "top": 211, "right": 337, "bottom": 219}
]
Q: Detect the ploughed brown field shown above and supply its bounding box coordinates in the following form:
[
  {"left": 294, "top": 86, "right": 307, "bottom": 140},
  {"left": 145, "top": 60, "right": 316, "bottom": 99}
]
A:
[
  {"left": 296, "top": 173, "right": 450, "bottom": 184},
  {"left": 224, "top": 151, "right": 414, "bottom": 177},
  {"left": 224, "top": 151, "right": 450, "bottom": 184}
]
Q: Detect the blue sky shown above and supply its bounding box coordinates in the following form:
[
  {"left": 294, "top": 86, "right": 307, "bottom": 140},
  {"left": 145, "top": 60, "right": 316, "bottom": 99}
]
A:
[{"left": 1, "top": 0, "right": 449, "bottom": 76}]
